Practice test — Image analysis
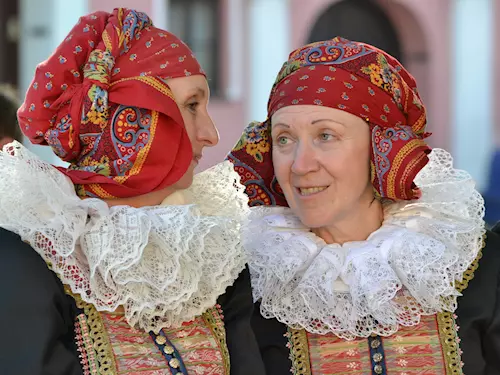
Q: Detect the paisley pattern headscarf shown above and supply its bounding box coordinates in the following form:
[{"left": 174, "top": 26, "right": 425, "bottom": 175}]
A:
[
  {"left": 18, "top": 8, "right": 204, "bottom": 198},
  {"left": 228, "top": 37, "right": 431, "bottom": 205}
]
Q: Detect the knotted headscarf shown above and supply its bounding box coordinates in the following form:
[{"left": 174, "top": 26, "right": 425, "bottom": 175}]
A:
[
  {"left": 18, "top": 8, "right": 204, "bottom": 198},
  {"left": 229, "top": 37, "right": 431, "bottom": 206}
]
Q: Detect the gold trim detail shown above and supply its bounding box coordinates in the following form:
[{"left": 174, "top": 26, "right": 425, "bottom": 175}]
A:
[
  {"left": 65, "top": 288, "right": 118, "bottom": 375},
  {"left": 87, "top": 183, "right": 117, "bottom": 199},
  {"left": 287, "top": 328, "right": 312, "bottom": 375},
  {"left": 110, "top": 76, "right": 174, "bottom": 99},
  {"left": 437, "top": 312, "right": 462, "bottom": 375},
  {"left": 202, "top": 306, "right": 230, "bottom": 374}
]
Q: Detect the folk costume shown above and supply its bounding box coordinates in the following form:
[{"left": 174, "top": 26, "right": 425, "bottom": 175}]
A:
[{"left": 228, "top": 37, "right": 500, "bottom": 375}]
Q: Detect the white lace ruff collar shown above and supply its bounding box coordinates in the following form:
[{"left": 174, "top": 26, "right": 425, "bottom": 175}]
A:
[
  {"left": 0, "top": 142, "right": 248, "bottom": 333},
  {"left": 242, "top": 149, "right": 485, "bottom": 340}
]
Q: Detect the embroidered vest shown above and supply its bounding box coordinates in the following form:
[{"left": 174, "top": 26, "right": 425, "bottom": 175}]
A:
[
  {"left": 70, "top": 291, "right": 229, "bottom": 375},
  {"left": 285, "top": 245, "right": 482, "bottom": 375}
]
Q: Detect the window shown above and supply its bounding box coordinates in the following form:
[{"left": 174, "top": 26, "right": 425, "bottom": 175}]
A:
[
  {"left": 169, "top": 0, "right": 221, "bottom": 95},
  {"left": 308, "top": 0, "right": 402, "bottom": 63}
]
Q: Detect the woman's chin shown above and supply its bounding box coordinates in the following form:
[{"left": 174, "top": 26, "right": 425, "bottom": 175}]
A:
[{"left": 296, "top": 213, "right": 331, "bottom": 229}]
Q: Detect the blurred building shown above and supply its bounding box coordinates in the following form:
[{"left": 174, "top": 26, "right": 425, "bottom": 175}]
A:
[{"left": 4, "top": 0, "right": 500, "bottom": 222}]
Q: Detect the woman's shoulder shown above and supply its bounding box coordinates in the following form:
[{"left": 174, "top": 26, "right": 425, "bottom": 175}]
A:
[
  {"left": 0, "top": 227, "right": 60, "bottom": 288},
  {"left": 456, "top": 223, "right": 500, "bottom": 374},
  {"left": 487, "top": 221, "right": 500, "bottom": 246},
  {"left": 0, "top": 228, "right": 83, "bottom": 375},
  {"left": 478, "top": 224, "right": 500, "bottom": 277},
  {"left": 459, "top": 224, "right": 500, "bottom": 302},
  {"left": 0, "top": 226, "right": 75, "bottom": 317},
  {"left": 0, "top": 227, "right": 76, "bottom": 324}
]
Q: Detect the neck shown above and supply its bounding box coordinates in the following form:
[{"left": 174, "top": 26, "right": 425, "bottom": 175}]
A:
[
  {"left": 103, "top": 186, "right": 177, "bottom": 208},
  {"left": 312, "top": 199, "right": 384, "bottom": 244}
]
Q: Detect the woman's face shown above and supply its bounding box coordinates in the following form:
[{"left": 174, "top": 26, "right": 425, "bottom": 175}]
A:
[
  {"left": 271, "top": 105, "right": 373, "bottom": 228},
  {"left": 168, "top": 75, "right": 219, "bottom": 190}
]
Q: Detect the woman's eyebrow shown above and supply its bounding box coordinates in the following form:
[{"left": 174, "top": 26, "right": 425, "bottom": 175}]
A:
[{"left": 311, "top": 119, "right": 346, "bottom": 127}]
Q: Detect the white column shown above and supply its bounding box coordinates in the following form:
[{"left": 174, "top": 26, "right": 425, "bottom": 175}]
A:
[
  {"left": 53, "top": 0, "right": 88, "bottom": 49},
  {"left": 19, "top": 0, "right": 88, "bottom": 166},
  {"left": 225, "top": 0, "right": 244, "bottom": 102},
  {"left": 19, "top": 0, "right": 53, "bottom": 100},
  {"left": 152, "top": 0, "right": 169, "bottom": 30},
  {"left": 248, "top": 0, "right": 290, "bottom": 122},
  {"left": 451, "top": 0, "right": 493, "bottom": 190}
]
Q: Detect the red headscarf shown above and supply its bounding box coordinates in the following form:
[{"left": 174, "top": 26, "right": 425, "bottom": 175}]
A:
[
  {"left": 228, "top": 37, "right": 431, "bottom": 206},
  {"left": 18, "top": 8, "right": 204, "bottom": 198}
]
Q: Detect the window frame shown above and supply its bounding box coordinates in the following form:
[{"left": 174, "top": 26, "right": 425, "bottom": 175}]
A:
[{"left": 169, "top": 0, "right": 221, "bottom": 96}]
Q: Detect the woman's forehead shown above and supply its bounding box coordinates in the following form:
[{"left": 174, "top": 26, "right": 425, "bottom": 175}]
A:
[{"left": 271, "top": 105, "right": 362, "bottom": 127}]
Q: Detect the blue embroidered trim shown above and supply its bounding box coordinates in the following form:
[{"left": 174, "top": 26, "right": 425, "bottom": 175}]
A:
[
  {"left": 150, "top": 331, "right": 188, "bottom": 375},
  {"left": 368, "top": 335, "right": 387, "bottom": 375}
]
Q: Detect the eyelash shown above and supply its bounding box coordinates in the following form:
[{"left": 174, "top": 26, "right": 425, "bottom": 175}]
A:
[{"left": 187, "top": 101, "right": 199, "bottom": 113}]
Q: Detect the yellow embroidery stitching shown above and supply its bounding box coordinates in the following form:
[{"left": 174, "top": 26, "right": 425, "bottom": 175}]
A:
[
  {"left": 202, "top": 307, "right": 230, "bottom": 374},
  {"left": 437, "top": 312, "right": 462, "bottom": 375},
  {"left": 65, "top": 288, "right": 118, "bottom": 375},
  {"left": 386, "top": 138, "right": 426, "bottom": 198},
  {"left": 88, "top": 183, "right": 116, "bottom": 199},
  {"left": 110, "top": 76, "right": 174, "bottom": 99},
  {"left": 288, "top": 328, "right": 312, "bottom": 375}
]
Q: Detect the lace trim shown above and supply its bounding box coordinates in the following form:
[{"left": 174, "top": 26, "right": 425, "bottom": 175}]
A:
[
  {"left": 0, "top": 142, "right": 248, "bottom": 333},
  {"left": 202, "top": 305, "right": 230, "bottom": 374},
  {"left": 287, "top": 328, "right": 312, "bottom": 375},
  {"left": 67, "top": 288, "right": 118, "bottom": 375}
]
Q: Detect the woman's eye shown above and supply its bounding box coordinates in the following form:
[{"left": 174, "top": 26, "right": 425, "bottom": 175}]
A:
[
  {"left": 277, "top": 136, "right": 289, "bottom": 145},
  {"left": 187, "top": 102, "right": 199, "bottom": 112},
  {"left": 319, "top": 133, "right": 335, "bottom": 141}
]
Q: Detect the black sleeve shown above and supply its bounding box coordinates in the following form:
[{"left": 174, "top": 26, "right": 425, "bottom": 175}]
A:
[
  {"left": 251, "top": 301, "right": 292, "bottom": 375},
  {"left": 492, "top": 221, "right": 500, "bottom": 233},
  {"left": 0, "top": 228, "right": 82, "bottom": 375},
  {"left": 217, "top": 266, "right": 266, "bottom": 375},
  {"left": 457, "top": 228, "right": 500, "bottom": 375}
]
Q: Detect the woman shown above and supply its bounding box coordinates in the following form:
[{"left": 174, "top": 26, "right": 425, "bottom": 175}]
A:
[
  {"left": 0, "top": 8, "right": 264, "bottom": 375},
  {"left": 229, "top": 37, "right": 500, "bottom": 374}
]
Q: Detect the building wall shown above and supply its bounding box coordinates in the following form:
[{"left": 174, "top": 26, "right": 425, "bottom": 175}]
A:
[
  {"left": 451, "top": 0, "right": 494, "bottom": 190},
  {"left": 89, "top": 0, "right": 152, "bottom": 14},
  {"left": 495, "top": 0, "right": 500, "bottom": 147}
]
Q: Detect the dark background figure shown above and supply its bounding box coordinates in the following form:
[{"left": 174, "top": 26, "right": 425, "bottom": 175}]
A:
[
  {"left": 485, "top": 151, "right": 500, "bottom": 227},
  {"left": 0, "top": 84, "right": 21, "bottom": 148}
]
